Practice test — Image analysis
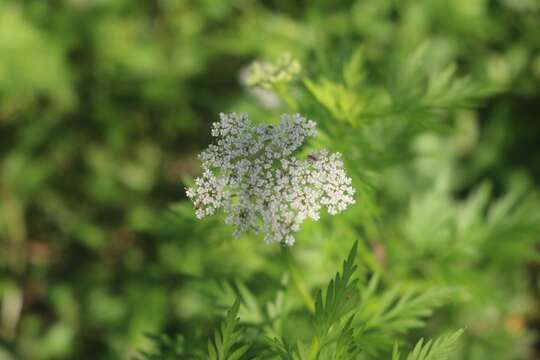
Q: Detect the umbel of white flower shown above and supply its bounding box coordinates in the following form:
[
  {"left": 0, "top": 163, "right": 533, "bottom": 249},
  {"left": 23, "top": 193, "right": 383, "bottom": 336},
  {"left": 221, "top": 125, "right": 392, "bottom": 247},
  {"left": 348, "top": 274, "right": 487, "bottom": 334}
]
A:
[{"left": 186, "top": 113, "right": 355, "bottom": 246}]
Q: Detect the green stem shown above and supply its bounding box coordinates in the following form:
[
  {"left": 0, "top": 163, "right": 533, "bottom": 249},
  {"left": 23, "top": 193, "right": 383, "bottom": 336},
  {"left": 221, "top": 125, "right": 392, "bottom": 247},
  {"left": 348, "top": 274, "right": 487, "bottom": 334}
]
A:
[
  {"left": 274, "top": 83, "right": 298, "bottom": 112},
  {"left": 281, "top": 247, "right": 315, "bottom": 313},
  {"left": 308, "top": 337, "right": 321, "bottom": 360}
]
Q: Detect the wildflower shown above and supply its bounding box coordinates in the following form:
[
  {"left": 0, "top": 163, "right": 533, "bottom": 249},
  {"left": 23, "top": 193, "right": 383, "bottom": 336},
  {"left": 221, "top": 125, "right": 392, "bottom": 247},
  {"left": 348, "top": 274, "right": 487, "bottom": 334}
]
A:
[
  {"left": 186, "top": 112, "right": 355, "bottom": 245},
  {"left": 244, "top": 53, "right": 301, "bottom": 90}
]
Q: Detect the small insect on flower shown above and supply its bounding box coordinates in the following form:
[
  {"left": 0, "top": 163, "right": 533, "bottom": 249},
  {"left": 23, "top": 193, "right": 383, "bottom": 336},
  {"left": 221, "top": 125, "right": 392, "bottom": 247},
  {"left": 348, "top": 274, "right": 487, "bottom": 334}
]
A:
[
  {"left": 185, "top": 112, "right": 355, "bottom": 246},
  {"left": 308, "top": 153, "right": 320, "bottom": 162}
]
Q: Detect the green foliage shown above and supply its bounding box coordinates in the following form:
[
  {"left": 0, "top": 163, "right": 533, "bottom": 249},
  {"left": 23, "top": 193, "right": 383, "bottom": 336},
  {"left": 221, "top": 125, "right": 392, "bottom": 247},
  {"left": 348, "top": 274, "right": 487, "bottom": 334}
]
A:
[
  {"left": 353, "top": 278, "right": 452, "bottom": 355},
  {"left": 313, "top": 241, "right": 359, "bottom": 340},
  {"left": 157, "top": 242, "right": 460, "bottom": 360},
  {"left": 1, "top": 0, "right": 540, "bottom": 359},
  {"left": 138, "top": 334, "right": 187, "bottom": 360},
  {"left": 207, "top": 299, "right": 250, "bottom": 360},
  {"left": 392, "top": 330, "right": 463, "bottom": 360}
]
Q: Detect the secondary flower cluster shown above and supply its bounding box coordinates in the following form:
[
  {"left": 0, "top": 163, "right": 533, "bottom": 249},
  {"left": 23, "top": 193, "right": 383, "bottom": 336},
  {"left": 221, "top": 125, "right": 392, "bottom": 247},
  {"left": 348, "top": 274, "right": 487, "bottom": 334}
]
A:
[
  {"left": 244, "top": 53, "right": 301, "bottom": 90},
  {"left": 186, "top": 113, "right": 355, "bottom": 245}
]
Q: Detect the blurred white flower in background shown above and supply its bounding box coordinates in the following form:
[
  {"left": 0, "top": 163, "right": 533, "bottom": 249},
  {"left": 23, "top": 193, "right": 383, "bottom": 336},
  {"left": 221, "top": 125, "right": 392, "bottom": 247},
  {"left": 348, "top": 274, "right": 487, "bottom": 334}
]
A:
[
  {"left": 186, "top": 112, "right": 355, "bottom": 245},
  {"left": 239, "top": 53, "right": 302, "bottom": 109},
  {"left": 244, "top": 53, "right": 301, "bottom": 90}
]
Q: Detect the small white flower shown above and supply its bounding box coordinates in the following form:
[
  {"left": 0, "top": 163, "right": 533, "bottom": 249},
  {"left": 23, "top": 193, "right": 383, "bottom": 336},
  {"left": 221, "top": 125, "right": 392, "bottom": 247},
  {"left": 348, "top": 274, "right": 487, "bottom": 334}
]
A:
[{"left": 186, "top": 113, "right": 355, "bottom": 246}]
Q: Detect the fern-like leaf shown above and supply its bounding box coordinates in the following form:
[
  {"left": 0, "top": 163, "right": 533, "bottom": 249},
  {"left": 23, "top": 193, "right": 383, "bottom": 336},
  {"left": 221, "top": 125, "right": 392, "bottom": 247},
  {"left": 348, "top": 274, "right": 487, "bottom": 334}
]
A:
[
  {"left": 393, "top": 330, "right": 463, "bottom": 360},
  {"left": 207, "top": 299, "right": 250, "bottom": 360},
  {"left": 314, "top": 241, "right": 360, "bottom": 339},
  {"left": 354, "top": 275, "right": 452, "bottom": 355}
]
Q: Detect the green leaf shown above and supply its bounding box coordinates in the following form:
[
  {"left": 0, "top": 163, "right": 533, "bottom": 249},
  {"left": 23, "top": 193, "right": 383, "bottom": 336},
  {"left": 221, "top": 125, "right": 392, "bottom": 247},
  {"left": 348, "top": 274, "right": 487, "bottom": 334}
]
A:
[
  {"left": 207, "top": 299, "right": 250, "bottom": 360},
  {"left": 314, "top": 241, "right": 359, "bottom": 338},
  {"left": 343, "top": 48, "right": 365, "bottom": 88},
  {"left": 353, "top": 276, "right": 453, "bottom": 355},
  {"left": 401, "top": 329, "right": 463, "bottom": 360}
]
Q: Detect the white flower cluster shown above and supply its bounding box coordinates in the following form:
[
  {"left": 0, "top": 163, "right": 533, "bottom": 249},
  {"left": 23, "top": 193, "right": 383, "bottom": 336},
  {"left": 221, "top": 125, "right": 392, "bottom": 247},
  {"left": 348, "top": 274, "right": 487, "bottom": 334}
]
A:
[
  {"left": 186, "top": 113, "right": 355, "bottom": 246},
  {"left": 244, "top": 53, "right": 301, "bottom": 90}
]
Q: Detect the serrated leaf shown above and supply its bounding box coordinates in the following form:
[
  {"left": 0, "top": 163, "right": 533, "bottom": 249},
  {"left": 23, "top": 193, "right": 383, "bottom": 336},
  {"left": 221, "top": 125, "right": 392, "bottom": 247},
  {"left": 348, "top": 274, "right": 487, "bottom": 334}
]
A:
[
  {"left": 402, "top": 330, "right": 463, "bottom": 360},
  {"left": 207, "top": 299, "right": 250, "bottom": 360}
]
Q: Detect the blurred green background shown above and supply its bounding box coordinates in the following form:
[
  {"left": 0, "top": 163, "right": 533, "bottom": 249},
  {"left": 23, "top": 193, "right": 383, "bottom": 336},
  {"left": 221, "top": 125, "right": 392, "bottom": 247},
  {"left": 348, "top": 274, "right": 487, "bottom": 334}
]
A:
[{"left": 1, "top": 0, "right": 540, "bottom": 359}]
